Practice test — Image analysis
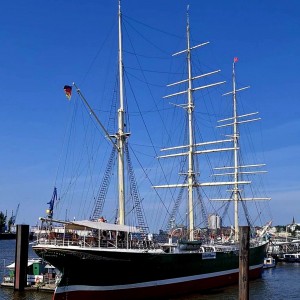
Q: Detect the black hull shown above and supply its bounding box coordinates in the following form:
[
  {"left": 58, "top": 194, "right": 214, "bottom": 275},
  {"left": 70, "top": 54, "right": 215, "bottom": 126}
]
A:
[{"left": 34, "top": 242, "right": 267, "bottom": 300}]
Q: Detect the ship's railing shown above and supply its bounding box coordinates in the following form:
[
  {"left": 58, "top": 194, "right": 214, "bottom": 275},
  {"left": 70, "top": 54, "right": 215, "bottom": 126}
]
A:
[
  {"left": 35, "top": 231, "right": 267, "bottom": 254},
  {"left": 35, "top": 233, "right": 159, "bottom": 250}
]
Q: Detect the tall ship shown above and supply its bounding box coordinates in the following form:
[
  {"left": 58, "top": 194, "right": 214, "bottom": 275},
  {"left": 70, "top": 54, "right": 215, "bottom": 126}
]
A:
[{"left": 33, "top": 2, "right": 270, "bottom": 300}]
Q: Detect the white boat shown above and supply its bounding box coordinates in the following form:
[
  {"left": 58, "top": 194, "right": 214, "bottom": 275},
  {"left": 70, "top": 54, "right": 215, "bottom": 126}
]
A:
[
  {"left": 281, "top": 253, "right": 300, "bottom": 262},
  {"left": 263, "top": 257, "right": 276, "bottom": 269}
]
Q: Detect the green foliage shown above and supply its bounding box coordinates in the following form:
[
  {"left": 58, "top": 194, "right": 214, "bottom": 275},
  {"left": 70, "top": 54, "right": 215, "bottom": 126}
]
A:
[
  {"left": 0, "top": 211, "right": 7, "bottom": 233},
  {"left": 274, "top": 225, "right": 286, "bottom": 232}
]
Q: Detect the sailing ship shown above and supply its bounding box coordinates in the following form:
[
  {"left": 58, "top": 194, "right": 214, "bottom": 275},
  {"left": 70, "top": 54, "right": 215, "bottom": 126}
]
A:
[{"left": 33, "top": 2, "right": 270, "bottom": 300}]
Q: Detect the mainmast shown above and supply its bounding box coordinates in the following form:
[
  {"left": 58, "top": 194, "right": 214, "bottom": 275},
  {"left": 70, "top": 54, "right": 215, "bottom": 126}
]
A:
[
  {"left": 186, "top": 7, "right": 196, "bottom": 241},
  {"left": 154, "top": 6, "right": 227, "bottom": 241}
]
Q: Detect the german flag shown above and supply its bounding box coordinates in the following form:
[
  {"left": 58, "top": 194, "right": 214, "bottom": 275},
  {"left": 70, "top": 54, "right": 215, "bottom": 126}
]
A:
[{"left": 64, "top": 85, "right": 72, "bottom": 100}]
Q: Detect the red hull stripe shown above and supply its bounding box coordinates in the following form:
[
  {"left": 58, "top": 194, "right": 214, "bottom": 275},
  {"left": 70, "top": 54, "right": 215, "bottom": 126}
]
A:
[{"left": 56, "top": 263, "right": 263, "bottom": 294}]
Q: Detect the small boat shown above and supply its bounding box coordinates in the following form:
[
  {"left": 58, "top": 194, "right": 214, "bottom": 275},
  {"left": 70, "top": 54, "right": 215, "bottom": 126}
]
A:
[
  {"left": 280, "top": 253, "right": 300, "bottom": 262},
  {"left": 263, "top": 257, "right": 276, "bottom": 269}
]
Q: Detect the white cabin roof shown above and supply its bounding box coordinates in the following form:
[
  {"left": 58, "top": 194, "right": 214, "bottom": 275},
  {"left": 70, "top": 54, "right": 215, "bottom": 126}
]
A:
[
  {"left": 39, "top": 217, "right": 141, "bottom": 233},
  {"left": 64, "top": 220, "right": 141, "bottom": 233}
]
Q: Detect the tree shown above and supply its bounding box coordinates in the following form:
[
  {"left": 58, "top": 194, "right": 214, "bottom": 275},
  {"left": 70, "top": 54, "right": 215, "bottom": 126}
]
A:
[{"left": 0, "top": 211, "right": 7, "bottom": 233}]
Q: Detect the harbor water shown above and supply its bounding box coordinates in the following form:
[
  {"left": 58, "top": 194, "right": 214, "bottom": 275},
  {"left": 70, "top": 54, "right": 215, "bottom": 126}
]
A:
[{"left": 1, "top": 239, "right": 300, "bottom": 300}]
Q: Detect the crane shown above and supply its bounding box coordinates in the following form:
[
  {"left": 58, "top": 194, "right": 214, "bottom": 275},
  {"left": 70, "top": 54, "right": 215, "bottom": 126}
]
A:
[
  {"left": 46, "top": 187, "right": 57, "bottom": 220},
  {"left": 11, "top": 203, "right": 20, "bottom": 225}
]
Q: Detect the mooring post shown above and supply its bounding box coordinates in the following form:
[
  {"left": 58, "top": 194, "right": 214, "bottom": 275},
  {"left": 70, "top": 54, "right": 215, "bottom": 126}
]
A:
[
  {"left": 14, "top": 224, "right": 29, "bottom": 291},
  {"left": 239, "top": 226, "right": 249, "bottom": 300}
]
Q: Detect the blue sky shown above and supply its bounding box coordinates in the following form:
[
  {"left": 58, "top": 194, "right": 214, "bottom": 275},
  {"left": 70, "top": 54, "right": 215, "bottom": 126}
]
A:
[{"left": 0, "top": 0, "right": 299, "bottom": 229}]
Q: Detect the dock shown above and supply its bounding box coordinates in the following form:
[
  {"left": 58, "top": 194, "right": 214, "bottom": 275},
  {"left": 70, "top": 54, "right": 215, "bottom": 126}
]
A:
[{"left": 1, "top": 282, "right": 55, "bottom": 292}]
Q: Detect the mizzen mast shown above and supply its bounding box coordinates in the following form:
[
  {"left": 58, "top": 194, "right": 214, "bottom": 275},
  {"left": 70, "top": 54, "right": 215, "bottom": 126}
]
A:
[
  {"left": 67, "top": 1, "right": 132, "bottom": 227},
  {"left": 117, "top": 0, "right": 127, "bottom": 226},
  {"left": 75, "top": 1, "right": 128, "bottom": 226},
  {"left": 214, "top": 58, "right": 270, "bottom": 240}
]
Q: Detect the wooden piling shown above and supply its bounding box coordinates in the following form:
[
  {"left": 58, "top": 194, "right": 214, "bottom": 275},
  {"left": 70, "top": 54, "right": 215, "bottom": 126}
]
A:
[
  {"left": 14, "top": 224, "right": 29, "bottom": 291},
  {"left": 239, "top": 226, "right": 249, "bottom": 300}
]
